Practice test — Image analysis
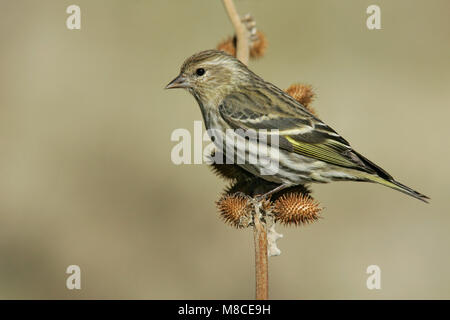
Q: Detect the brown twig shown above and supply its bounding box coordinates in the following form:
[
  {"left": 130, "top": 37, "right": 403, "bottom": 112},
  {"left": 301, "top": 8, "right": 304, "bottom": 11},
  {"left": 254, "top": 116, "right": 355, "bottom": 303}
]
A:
[
  {"left": 222, "top": 0, "right": 249, "bottom": 65},
  {"left": 222, "top": 0, "right": 268, "bottom": 300},
  {"left": 253, "top": 204, "right": 269, "bottom": 300}
]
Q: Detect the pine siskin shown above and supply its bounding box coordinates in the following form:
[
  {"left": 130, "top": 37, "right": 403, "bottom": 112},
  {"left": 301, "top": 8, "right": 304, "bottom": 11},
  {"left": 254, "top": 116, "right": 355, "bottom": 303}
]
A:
[{"left": 166, "top": 50, "right": 429, "bottom": 202}]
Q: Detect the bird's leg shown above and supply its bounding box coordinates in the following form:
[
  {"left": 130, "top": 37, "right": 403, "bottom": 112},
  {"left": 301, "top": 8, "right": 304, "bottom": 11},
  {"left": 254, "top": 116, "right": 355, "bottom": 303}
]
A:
[{"left": 256, "top": 184, "right": 289, "bottom": 200}]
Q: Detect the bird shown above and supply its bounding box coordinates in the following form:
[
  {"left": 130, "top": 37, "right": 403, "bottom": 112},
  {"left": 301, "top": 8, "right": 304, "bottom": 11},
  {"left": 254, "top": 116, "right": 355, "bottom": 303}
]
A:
[{"left": 165, "top": 49, "right": 429, "bottom": 203}]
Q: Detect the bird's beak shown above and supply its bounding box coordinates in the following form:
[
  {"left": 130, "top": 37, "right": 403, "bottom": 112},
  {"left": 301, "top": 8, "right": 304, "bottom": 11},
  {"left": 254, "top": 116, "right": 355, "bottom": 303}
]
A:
[{"left": 165, "top": 74, "right": 189, "bottom": 89}]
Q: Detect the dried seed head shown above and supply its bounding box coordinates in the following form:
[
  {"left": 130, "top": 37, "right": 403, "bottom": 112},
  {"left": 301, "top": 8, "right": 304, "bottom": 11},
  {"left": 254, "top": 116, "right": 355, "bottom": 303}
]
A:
[
  {"left": 285, "top": 84, "right": 316, "bottom": 115},
  {"left": 217, "top": 36, "right": 236, "bottom": 57},
  {"left": 216, "top": 30, "right": 267, "bottom": 59},
  {"left": 249, "top": 31, "right": 267, "bottom": 59},
  {"left": 273, "top": 193, "right": 322, "bottom": 226},
  {"left": 217, "top": 193, "right": 252, "bottom": 228}
]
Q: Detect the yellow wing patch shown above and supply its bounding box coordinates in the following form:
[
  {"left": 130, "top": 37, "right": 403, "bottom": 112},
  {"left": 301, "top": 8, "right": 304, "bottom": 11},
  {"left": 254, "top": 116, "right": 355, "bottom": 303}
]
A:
[{"left": 285, "top": 136, "right": 356, "bottom": 168}]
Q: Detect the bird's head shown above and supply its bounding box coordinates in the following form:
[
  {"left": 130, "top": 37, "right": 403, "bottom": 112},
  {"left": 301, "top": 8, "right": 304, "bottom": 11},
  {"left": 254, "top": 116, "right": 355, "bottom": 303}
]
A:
[{"left": 165, "top": 50, "right": 250, "bottom": 104}]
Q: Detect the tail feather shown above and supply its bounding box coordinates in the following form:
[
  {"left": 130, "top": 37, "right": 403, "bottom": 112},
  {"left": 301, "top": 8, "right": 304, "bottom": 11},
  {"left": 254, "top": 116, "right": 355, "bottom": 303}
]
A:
[
  {"left": 366, "top": 175, "right": 429, "bottom": 203},
  {"left": 351, "top": 150, "right": 429, "bottom": 203}
]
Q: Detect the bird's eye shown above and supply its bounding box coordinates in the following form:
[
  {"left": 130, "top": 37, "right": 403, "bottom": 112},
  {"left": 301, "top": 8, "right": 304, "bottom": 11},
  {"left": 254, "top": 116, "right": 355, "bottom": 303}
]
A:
[{"left": 195, "top": 68, "right": 205, "bottom": 76}]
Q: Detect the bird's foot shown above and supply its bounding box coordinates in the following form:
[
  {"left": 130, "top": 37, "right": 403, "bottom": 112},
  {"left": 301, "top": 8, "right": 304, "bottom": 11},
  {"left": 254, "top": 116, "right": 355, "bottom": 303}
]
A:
[{"left": 254, "top": 184, "right": 288, "bottom": 201}]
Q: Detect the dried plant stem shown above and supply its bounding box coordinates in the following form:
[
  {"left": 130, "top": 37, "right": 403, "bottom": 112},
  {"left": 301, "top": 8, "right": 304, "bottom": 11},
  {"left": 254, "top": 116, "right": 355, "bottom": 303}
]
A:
[
  {"left": 253, "top": 211, "right": 269, "bottom": 300},
  {"left": 222, "top": 0, "right": 268, "bottom": 300},
  {"left": 222, "top": 0, "right": 249, "bottom": 64}
]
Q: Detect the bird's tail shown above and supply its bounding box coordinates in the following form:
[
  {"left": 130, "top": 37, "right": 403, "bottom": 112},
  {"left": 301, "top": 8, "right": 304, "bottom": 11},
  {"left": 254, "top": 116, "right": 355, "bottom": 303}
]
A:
[
  {"left": 366, "top": 174, "right": 429, "bottom": 203},
  {"left": 352, "top": 150, "right": 429, "bottom": 203}
]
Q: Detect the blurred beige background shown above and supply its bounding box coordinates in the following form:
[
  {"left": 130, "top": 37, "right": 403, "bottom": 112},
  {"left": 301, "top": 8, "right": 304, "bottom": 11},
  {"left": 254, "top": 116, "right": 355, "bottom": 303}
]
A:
[{"left": 0, "top": 0, "right": 449, "bottom": 299}]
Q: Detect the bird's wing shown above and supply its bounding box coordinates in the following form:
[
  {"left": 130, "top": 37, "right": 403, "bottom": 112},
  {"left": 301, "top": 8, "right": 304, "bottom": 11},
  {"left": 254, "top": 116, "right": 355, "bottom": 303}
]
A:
[{"left": 218, "top": 91, "right": 392, "bottom": 177}]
